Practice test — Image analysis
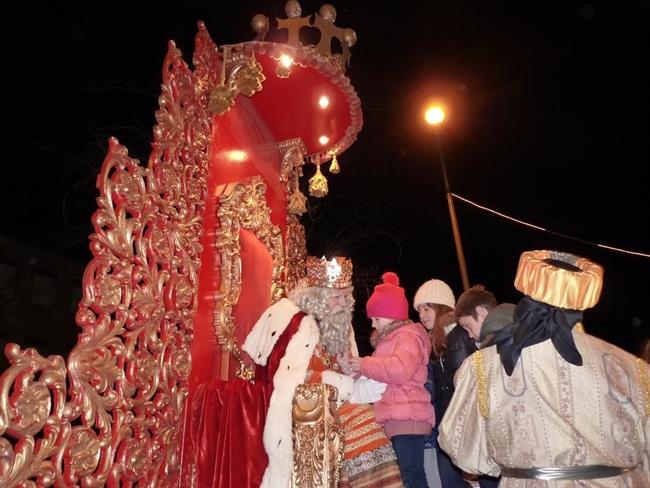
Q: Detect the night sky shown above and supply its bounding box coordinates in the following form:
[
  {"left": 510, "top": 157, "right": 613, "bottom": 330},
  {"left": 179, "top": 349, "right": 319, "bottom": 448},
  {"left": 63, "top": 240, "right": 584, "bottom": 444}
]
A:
[{"left": 2, "top": 1, "right": 648, "bottom": 356}]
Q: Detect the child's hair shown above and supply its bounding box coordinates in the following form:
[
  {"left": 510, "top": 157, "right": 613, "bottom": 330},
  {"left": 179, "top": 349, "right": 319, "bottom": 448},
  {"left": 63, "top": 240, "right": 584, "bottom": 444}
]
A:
[{"left": 427, "top": 303, "right": 455, "bottom": 359}]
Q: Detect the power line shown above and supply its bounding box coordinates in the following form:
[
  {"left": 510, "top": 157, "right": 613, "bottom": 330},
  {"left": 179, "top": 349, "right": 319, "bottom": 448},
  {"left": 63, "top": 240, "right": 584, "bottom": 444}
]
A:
[{"left": 451, "top": 193, "right": 650, "bottom": 259}]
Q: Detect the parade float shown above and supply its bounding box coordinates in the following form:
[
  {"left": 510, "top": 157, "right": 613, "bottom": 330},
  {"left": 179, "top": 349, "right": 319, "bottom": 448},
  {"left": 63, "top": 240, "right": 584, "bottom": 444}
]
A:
[{"left": 0, "top": 2, "right": 361, "bottom": 486}]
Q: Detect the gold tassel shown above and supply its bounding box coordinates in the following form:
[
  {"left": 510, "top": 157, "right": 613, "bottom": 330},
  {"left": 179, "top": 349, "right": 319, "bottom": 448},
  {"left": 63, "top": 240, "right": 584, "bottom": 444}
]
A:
[
  {"left": 288, "top": 187, "right": 307, "bottom": 215},
  {"left": 329, "top": 154, "right": 340, "bottom": 174},
  {"left": 308, "top": 163, "right": 328, "bottom": 197}
]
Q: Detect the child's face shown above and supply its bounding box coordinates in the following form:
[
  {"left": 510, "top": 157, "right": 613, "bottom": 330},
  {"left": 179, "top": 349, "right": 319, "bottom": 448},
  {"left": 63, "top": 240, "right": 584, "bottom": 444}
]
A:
[
  {"left": 370, "top": 317, "right": 393, "bottom": 331},
  {"left": 417, "top": 304, "right": 437, "bottom": 331}
]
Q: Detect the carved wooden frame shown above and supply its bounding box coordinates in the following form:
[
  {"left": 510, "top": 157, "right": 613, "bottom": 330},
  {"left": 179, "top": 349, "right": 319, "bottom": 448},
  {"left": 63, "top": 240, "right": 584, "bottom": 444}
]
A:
[
  {"left": 292, "top": 383, "right": 344, "bottom": 488},
  {"left": 213, "top": 176, "right": 285, "bottom": 379},
  {"left": 0, "top": 24, "right": 218, "bottom": 487}
]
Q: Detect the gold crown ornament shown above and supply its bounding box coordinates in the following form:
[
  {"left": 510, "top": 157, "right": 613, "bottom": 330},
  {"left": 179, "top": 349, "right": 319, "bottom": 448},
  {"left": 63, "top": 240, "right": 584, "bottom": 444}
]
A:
[
  {"left": 306, "top": 256, "right": 353, "bottom": 288},
  {"left": 514, "top": 250, "right": 604, "bottom": 311}
]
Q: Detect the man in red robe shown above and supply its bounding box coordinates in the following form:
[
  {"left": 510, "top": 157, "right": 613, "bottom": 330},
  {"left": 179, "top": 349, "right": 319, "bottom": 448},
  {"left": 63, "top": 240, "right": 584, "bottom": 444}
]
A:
[{"left": 243, "top": 256, "right": 403, "bottom": 488}]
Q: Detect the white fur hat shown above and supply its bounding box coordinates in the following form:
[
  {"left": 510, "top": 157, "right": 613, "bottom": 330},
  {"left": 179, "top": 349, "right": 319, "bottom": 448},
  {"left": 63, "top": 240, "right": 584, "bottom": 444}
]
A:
[{"left": 413, "top": 279, "right": 456, "bottom": 310}]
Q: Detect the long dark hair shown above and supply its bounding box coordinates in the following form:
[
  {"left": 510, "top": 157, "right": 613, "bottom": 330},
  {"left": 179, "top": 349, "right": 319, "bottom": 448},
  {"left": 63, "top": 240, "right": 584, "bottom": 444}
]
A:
[{"left": 427, "top": 303, "right": 455, "bottom": 359}]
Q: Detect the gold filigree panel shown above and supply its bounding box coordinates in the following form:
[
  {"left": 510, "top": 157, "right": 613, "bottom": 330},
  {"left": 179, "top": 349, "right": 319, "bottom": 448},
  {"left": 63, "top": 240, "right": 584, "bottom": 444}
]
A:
[
  {"left": 0, "top": 26, "right": 218, "bottom": 487},
  {"left": 292, "top": 383, "right": 344, "bottom": 488},
  {"left": 279, "top": 140, "right": 308, "bottom": 292},
  {"left": 214, "top": 176, "right": 285, "bottom": 365}
]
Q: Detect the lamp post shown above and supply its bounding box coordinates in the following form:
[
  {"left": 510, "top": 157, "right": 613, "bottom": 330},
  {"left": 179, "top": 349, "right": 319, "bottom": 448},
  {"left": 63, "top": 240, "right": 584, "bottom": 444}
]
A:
[{"left": 424, "top": 104, "right": 470, "bottom": 291}]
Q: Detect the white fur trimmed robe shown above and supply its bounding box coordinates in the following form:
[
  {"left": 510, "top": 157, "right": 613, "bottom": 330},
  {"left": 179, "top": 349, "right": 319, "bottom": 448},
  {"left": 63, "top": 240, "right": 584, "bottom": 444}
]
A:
[{"left": 242, "top": 298, "right": 355, "bottom": 488}]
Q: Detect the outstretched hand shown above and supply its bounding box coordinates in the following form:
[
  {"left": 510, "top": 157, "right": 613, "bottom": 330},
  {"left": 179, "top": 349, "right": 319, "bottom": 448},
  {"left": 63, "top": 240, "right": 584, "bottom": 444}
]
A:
[
  {"left": 348, "top": 355, "right": 361, "bottom": 374},
  {"left": 336, "top": 353, "right": 354, "bottom": 376},
  {"left": 337, "top": 353, "right": 361, "bottom": 375}
]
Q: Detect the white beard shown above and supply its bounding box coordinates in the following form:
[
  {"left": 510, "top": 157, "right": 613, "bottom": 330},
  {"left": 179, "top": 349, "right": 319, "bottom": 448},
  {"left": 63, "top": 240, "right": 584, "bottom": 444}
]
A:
[{"left": 318, "top": 307, "right": 353, "bottom": 356}]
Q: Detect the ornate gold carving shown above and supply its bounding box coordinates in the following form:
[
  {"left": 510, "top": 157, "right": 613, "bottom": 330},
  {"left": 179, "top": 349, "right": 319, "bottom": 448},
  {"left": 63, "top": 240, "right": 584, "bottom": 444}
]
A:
[
  {"left": 286, "top": 216, "right": 307, "bottom": 293},
  {"left": 279, "top": 139, "right": 308, "bottom": 216},
  {"left": 214, "top": 176, "right": 285, "bottom": 379},
  {"left": 306, "top": 256, "right": 353, "bottom": 289},
  {"left": 1, "top": 27, "right": 214, "bottom": 486},
  {"left": 292, "top": 383, "right": 344, "bottom": 488},
  {"left": 278, "top": 140, "right": 308, "bottom": 292},
  {"left": 253, "top": 1, "right": 357, "bottom": 73},
  {"left": 208, "top": 46, "right": 265, "bottom": 115}
]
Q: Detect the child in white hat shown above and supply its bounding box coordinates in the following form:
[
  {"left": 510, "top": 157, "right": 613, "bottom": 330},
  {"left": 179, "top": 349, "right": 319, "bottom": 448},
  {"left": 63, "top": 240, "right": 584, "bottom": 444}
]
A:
[{"left": 414, "top": 278, "right": 475, "bottom": 488}]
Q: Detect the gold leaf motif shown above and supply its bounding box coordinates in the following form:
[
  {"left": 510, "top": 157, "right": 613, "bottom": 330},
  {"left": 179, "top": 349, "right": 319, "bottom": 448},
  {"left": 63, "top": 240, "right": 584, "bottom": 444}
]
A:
[
  {"left": 278, "top": 140, "right": 308, "bottom": 292},
  {"left": 1, "top": 24, "right": 214, "bottom": 486},
  {"left": 214, "top": 176, "right": 285, "bottom": 377},
  {"left": 292, "top": 384, "right": 344, "bottom": 488}
]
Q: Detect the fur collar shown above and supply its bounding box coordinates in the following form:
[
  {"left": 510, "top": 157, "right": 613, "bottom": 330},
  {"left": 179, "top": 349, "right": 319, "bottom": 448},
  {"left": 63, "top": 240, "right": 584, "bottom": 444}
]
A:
[
  {"left": 243, "top": 301, "right": 320, "bottom": 488},
  {"left": 370, "top": 319, "right": 413, "bottom": 348},
  {"left": 243, "top": 298, "right": 301, "bottom": 366}
]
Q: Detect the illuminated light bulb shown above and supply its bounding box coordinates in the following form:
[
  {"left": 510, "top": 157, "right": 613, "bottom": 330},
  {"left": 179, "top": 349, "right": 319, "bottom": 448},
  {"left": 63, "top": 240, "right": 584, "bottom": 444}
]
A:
[
  {"left": 276, "top": 54, "right": 293, "bottom": 78},
  {"left": 224, "top": 150, "right": 247, "bottom": 162},
  {"left": 319, "top": 95, "right": 330, "bottom": 109},
  {"left": 319, "top": 135, "right": 330, "bottom": 145},
  {"left": 279, "top": 54, "right": 293, "bottom": 68},
  {"left": 424, "top": 105, "right": 446, "bottom": 125}
]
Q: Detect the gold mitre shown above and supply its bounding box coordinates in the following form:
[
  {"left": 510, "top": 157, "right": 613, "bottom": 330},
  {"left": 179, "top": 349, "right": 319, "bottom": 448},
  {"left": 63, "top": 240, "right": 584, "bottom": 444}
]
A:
[
  {"left": 306, "top": 256, "right": 353, "bottom": 289},
  {"left": 514, "top": 250, "right": 604, "bottom": 310}
]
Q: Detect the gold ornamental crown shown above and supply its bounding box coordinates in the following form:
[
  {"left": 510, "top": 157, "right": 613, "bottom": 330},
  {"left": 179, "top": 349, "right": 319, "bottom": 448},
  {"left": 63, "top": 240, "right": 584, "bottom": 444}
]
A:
[
  {"left": 306, "top": 256, "right": 353, "bottom": 288},
  {"left": 251, "top": 1, "right": 357, "bottom": 72},
  {"left": 514, "top": 250, "right": 604, "bottom": 311}
]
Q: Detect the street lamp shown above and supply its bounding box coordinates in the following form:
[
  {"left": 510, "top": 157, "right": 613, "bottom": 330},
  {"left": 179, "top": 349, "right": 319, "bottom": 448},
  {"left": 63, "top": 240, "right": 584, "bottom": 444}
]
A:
[{"left": 424, "top": 102, "right": 470, "bottom": 291}]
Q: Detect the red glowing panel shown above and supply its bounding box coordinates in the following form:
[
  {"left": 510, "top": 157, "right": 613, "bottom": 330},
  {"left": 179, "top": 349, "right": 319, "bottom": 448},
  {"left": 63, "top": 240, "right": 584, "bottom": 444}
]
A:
[{"left": 249, "top": 53, "right": 352, "bottom": 157}]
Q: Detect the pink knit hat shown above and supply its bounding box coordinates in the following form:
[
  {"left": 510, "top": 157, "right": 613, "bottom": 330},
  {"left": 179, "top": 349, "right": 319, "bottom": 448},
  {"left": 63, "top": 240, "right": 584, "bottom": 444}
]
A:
[{"left": 366, "top": 272, "right": 409, "bottom": 320}]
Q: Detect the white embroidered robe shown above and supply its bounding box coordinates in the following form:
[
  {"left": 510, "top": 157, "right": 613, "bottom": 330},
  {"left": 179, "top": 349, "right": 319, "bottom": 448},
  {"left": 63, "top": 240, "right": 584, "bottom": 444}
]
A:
[{"left": 438, "top": 331, "right": 650, "bottom": 487}]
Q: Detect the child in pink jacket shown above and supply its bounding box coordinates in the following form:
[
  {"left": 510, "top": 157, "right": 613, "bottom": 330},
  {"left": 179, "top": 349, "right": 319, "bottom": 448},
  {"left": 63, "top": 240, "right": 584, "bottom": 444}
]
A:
[{"left": 348, "top": 272, "right": 434, "bottom": 488}]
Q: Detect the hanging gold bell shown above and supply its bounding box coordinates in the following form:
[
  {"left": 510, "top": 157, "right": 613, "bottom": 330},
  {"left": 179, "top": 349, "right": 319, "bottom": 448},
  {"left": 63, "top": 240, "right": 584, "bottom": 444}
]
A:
[
  {"left": 329, "top": 153, "right": 340, "bottom": 174},
  {"left": 308, "top": 163, "right": 328, "bottom": 197},
  {"left": 288, "top": 187, "right": 307, "bottom": 215}
]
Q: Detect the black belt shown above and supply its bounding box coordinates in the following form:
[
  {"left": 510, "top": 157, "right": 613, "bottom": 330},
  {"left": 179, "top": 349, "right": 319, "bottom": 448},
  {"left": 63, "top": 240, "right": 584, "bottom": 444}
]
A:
[{"left": 500, "top": 465, "right": 634, "bottom": 481}]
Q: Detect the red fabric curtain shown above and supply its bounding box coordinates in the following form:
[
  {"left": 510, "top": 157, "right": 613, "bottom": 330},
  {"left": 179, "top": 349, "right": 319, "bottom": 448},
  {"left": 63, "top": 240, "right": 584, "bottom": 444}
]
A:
[
  {"left": 181, "top": 94, "right": 289, "bottom": 486},
  {"left": 179, "top": 312, "right": 305, "bottom": 487}
]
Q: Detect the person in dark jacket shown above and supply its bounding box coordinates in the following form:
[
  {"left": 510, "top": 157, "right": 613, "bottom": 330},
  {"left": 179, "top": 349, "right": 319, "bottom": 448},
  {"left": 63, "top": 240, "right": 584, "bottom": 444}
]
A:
[{"left": 414, "top": 279, "right": 474, "bottom": 488}]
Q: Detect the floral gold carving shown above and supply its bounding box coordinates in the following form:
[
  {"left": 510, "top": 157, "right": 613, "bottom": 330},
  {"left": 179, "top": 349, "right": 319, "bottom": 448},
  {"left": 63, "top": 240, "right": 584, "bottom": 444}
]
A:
[
  {"left": 278, "top": 140, "right": 308, "bottom": 292},
  {"left": 254, "top": 2, "right": 357, "bottom": 73},
  {"left": 208, "top": 47, "right": 265, "bottom": 116},
  {"left": 214, "top": 176, "right": 285, "bottom": 379},
  {"left": 292, "top": 383, "right": 344, "bottom": 488},
  {"left": 1, "top": 24, "right": 216, "bottom": 487}
]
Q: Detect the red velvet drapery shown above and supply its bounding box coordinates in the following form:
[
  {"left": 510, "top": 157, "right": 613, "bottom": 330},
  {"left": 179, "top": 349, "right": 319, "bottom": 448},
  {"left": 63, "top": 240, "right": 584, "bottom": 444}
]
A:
[{"left": 180, "top": 94, "right": 289, "bottom": 486}]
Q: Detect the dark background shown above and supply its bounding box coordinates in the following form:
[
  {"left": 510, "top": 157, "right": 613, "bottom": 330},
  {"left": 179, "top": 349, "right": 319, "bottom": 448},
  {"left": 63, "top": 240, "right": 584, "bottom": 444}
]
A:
[{"left": 1, "top": 1, "right": 648, "bottom": 361}]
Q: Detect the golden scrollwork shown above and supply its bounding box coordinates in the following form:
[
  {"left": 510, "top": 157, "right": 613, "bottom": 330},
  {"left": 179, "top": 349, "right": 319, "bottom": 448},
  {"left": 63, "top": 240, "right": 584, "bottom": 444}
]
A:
[
  {"left": 214, "top": 176, "right": 285, "bottom": 378},
  {"left": 208, "top": 46, "right": 265, "bottom": 115},
  {"left": 292, "top": 383, "right": 344, "bottom": 488},
  {"left": 1, "top": 26, "right": 214, "bottom": 487},
  {"left": 253, "top": 2, "right": 357, "bottom": 73},
  {"left": 285, "top": 216, "right": 307, "bottom": 292},
  {"left": 278, "top": 139, "right": 308, "bottom": 292}
]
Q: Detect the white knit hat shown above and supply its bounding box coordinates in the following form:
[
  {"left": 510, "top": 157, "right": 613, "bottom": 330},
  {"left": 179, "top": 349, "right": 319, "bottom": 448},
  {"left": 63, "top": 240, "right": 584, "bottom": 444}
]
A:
[{"left": 413, "top": 279, "right": 456, "bottom": 310}]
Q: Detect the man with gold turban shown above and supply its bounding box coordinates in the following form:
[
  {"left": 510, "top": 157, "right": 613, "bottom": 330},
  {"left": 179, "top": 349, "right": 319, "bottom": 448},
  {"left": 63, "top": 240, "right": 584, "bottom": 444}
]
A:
[
  {"left": 438, "top": 250, "right": 650, "bottom": 486},
  {"left": 243, "top": 256, "right": 403, "bottom": 488}
]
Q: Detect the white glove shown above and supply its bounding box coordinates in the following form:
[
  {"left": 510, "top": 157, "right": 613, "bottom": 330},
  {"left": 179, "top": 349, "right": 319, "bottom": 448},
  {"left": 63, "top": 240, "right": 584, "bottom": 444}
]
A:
[{"left": 349, "top": 376, "right": 387, "bottom": 404}]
